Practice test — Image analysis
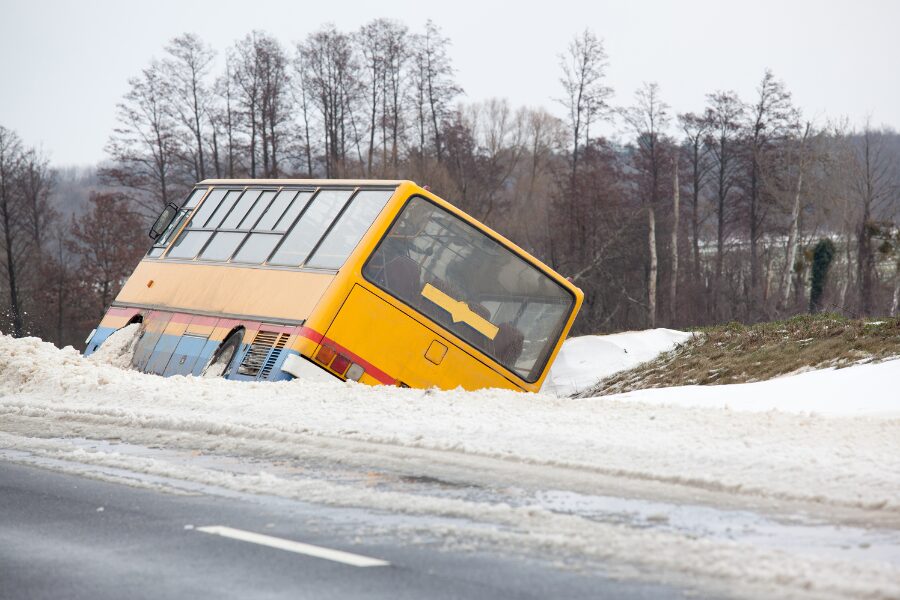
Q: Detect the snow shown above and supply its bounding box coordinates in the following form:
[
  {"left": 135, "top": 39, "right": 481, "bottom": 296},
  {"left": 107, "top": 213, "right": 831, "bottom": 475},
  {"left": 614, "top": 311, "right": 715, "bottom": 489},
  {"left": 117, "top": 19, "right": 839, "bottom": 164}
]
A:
[
  {"left": 87, "top": 323, "right": 140, "bottom": 369},
  {"left": 622, "top": 358, "right": 900, "bottom": 417},
  {"left": 542, "top": 329, "right": 692, "bottom": 396},
  {"left": 1, "top": 332, "right": 899, "bottom": 599}
]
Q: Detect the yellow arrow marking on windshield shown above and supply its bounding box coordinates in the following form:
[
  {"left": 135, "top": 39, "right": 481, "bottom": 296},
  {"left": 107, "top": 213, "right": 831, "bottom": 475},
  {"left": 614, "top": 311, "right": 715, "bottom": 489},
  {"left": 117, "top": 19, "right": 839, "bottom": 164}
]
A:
[{"left": 421, "top": 283, "right": 499, "bottom": 340}]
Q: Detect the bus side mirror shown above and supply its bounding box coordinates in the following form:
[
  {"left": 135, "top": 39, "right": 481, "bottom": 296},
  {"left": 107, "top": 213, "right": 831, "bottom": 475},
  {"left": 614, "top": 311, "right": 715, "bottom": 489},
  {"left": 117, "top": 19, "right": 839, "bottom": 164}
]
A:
[{"left": 149, "top": 203, "right": 179, "bottom": 240}]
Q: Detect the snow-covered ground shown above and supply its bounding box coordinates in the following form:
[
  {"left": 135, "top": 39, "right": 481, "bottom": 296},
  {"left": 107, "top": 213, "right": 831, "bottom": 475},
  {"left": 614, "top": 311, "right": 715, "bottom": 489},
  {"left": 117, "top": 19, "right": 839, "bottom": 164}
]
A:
[
  {"left": 1, "top": 331, "right": 899, "bottom": 599},
  {"left": 542, "top": 328, "right": 692, "bottom": 396}
]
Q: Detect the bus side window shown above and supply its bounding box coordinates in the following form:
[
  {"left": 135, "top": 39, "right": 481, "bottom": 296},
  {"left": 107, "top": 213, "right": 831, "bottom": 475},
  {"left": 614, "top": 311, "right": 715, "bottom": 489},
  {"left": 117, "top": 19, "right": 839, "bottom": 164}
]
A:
[
  {"left": 187, "top": 188, "right": 227, "bottom": 228},
  {"left": 306, "top": 190, "right": 393, "bottom": 270},
  {"left": 255, "top": 190, "right": 300, "bottom": 230},
  {"left": 268, "top": 190, "right": 352, "bottom": 266},
  {"left": 220, "top": 189, "right": 263, "bottom": 229}
]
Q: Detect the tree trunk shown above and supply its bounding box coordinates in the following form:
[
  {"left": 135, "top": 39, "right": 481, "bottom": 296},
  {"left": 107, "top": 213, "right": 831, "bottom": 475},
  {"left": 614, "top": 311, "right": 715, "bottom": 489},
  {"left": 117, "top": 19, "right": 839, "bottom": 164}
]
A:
[
  {"left": 691, "top": 144, "right": 701, "bottom": 282},
  {"left": 1, "top": 202, "right": 23, "bottom": 337},
  {"left": 192, "top": 80, "right": 205, "bottom": 180},
  {"left": 367, "top": 72, "right": 377, "bottom": 176},
  {"left": 648, "top": 205, "right": 658, "bottom": 328},
  {"left": 249, "top": 102, "right": 257, "bottom": 178},
  {"left": 670, "top": 163, "right": 679, "bottom": 324},
  {"left": 857, "top": 129, "right": 876, "bottom": 316},
  {"left": 838, "top": 221, "right": 853, "bottom": 312},
  {"left": 749, "top": 157, "right": 760, "bottom": 314},
  {"left": 211, "top": 128, "right": 221, "bottom": 178},
  {"left": 715, "top": 188, "right": 725, "bottom": 318},
  {"left": 779, "top": 168, "right": 803, "bottom": 311},
  {"left": 857, "top": 214, "right": 873, "bottom": 315},
  {"left": 891, "top": 262, "right": 900, "bottom": 316}
]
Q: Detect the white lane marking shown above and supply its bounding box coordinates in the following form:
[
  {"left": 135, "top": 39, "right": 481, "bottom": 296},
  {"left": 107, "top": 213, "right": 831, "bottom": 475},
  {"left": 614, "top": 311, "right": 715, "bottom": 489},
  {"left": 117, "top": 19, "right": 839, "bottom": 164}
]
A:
[{"left": 196, "top": 526, "right": 390, "bottom": 567}]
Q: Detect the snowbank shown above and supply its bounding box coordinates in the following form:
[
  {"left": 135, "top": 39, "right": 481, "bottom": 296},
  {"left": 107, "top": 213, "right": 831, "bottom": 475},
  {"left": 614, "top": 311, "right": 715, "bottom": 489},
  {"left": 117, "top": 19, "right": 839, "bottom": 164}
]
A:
[
  {"left": 87, "top": 323, "right": 140, "bottom": 369},
  {"left": 2, "top": 333, "right": 898, "bottom": 513},
  {"left": 621, "top": 358, "right": 900, "bottom": 417},
  {"left": 542, "top": 329, "right": 692, "bottom": 396},
  {"left": 2, "top": 333, "right": 899, "bottom": 599}
]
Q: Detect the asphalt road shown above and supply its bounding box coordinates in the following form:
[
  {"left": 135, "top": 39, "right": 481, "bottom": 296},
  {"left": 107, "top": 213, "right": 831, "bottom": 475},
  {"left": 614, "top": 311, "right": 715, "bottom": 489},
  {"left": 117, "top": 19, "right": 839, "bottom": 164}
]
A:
[{"left": 0, "top": 462, "right": 688, "bottom": 599}]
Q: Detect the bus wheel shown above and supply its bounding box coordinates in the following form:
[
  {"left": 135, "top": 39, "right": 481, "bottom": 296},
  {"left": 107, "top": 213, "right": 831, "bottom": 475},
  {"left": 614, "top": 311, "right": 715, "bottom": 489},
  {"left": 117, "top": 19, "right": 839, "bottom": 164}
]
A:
[{"left": 201, "top": 331, "right": 242, "bottom": 378}]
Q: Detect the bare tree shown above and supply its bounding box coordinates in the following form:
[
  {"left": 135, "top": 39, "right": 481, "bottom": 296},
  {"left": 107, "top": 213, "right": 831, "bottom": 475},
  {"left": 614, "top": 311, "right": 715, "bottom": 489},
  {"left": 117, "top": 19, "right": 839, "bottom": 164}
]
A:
[
  {"left": 622, "top": 82, "right": 671, "bottom": 327},
  {"left": 409, "top": 20, "right": 461, "bottom": 162},
  {"left": 850, "top": 124, "right": 897, "bottom": 315},
  {"left": 678, "top": 112, "right": 712, "bottom": 282},
  {"left": 210, "top": 56, "right": 239, "bottom": 178},
  {"left": 230, "top": 32, "right": 291, "bottom": 178},
  {"left": 670, "top": 162, "right": 680, "bottom": 323},
  {"left": 300, "top": 25, "right": 359, "bottom": 176},
  {"left": 352, "top": 18, "right": 410, "bottom": 177},
  {"left": 357, "top": 19, "right": 387, "bottom": 176},
  {"left": 745, "top": 70, "right": 799, "bottom": 311},
  {"left": 517, "top": 108, "right": 566, "bottom": 262},
  {"left": 257, "top": 35, "right": 291, "bottom": 177},
  {"left": 443, "top": 99, "right": 526, "bottom": 222},
  {"left": 778, "top": 123, "right": 812, "bottom": 311},
  {"left": 17, "top": 147, "right": 56, "bottom": 250},
  {"left": 163, "top": 33, "right": 216, "bottom": 181},
  {"left": 103, "top": 61, "right": 183, "bottom": 214},
  {"left": 557, "top": 29, "right": 612, "bottom": 182},
  {"left": 380, "top": 20, "right": 408, "bottom": 174},
  {"left": 290, "top": 48, "right": 316, "bottom": 176},
  {"left": 0, "top": 126, "right": 27, "bottom": 336},
  {"left": 892, "top": 236, "right": 900, "bottom": 316},
  {"left": 704, "top": 91, "right": 744, "bottom": 317},
  {"left": 69, "top": 192, "right": 148, "bottom": 316}
]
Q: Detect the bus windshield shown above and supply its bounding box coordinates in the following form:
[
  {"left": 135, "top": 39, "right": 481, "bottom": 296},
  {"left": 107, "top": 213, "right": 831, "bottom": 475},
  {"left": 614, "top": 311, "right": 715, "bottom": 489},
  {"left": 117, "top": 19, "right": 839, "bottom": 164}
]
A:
[{"left": 363, "top": 196, "right": 574, "bottom": 382}]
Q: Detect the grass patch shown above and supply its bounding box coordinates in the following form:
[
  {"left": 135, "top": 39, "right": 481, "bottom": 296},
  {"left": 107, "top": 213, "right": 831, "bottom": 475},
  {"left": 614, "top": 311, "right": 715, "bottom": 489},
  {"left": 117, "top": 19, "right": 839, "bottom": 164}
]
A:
[{"left": 577, "top": 314, "right": 900, "bottom": 397}]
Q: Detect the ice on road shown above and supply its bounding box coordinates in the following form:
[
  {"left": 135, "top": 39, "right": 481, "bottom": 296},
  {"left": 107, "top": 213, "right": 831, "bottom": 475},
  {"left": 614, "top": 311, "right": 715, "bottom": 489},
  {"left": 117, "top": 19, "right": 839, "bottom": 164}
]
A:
[{"left": 1, "top": 332, "right": 899, "bottom": 599}]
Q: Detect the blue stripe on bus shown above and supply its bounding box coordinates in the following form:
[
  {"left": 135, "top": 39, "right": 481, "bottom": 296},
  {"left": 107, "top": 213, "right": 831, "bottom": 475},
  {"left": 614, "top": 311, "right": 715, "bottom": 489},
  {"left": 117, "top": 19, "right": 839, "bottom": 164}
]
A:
[
  {"left": 84, "top": 327, "right": 298, "bottom": 382},
  {"left": 163, "top": 334, "right": 208, "bottom": 377},
  {"left": 146, "top": 334, "right": 181, "bottom": 375},
  {"left": 191, "top": 339, "right": 222, "bottom": 376},
  {"left": 83, "top": 326, "right": 116, "bottom": 357}
]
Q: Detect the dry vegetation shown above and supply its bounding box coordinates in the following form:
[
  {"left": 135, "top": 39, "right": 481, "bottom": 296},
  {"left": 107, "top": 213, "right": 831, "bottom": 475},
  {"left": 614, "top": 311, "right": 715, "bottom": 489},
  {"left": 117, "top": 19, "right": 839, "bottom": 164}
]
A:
[{"left": 578, "top": 314, "right": 900, "bottom": 397}]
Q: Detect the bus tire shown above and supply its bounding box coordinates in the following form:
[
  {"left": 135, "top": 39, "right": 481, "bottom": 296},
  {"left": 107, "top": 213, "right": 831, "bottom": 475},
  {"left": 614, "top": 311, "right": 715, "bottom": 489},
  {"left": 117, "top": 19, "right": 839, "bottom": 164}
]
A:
[{"left": 201, "top": 330, "right": 243, "bottom": 378}]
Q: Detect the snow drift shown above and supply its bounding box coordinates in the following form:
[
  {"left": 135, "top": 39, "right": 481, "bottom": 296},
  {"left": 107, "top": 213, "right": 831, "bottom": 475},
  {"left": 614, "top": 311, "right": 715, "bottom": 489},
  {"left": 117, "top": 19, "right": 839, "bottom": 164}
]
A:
[
  {"left": 1, "top": 332, "right": 899, "bottom": 599},
  {"left": 542, "top": 328, "right": 692, "bottom": 396}
]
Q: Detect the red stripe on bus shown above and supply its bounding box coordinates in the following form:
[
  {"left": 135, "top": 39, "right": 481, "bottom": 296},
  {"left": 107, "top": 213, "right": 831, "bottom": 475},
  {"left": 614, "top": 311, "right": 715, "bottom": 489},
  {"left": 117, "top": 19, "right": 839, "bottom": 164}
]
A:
[
  {"left": 106, "top": 306, "right": 141, "bottom": 320},
  {"left": 296, "top": 326, "right": 397, "bottom": 386},
  {"left": 215, "top": 318, "right": 242, "bottom": 330},
  {"left": 298, "top": 326, "right": 323, "bottom": 344},
  {"left": 188, "top": 315, "right": 220, "bottom": 327},
  {"left": 324, "top": 337, "right": 397, "bottom": 385}
]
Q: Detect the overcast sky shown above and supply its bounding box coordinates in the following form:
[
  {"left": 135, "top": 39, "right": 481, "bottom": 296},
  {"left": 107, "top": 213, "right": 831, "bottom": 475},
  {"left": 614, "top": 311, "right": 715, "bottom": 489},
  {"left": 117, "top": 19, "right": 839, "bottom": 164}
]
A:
[{"left": 2, "top": 0, "right": 898, "bottom": 165}]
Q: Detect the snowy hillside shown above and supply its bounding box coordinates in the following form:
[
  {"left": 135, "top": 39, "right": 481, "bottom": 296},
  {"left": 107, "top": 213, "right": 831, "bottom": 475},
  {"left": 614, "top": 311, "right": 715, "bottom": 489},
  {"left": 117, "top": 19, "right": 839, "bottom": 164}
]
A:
[{"left": 1, "top": 332, "right": 899, "bottom": 599}]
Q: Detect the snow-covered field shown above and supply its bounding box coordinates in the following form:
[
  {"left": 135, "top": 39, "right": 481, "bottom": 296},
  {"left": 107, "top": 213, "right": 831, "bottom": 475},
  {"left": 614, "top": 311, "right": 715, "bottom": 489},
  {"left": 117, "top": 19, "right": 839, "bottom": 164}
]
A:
[{"left": 1, "top": 331, "right": 899, "bottom": 599}]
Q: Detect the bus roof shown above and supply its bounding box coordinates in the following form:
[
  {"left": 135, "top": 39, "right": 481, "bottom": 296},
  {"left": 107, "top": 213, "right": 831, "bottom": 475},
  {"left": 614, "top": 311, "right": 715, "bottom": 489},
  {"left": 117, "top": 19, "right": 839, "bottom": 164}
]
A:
[{"left": 199, "top": 178, "right": 406, "bottom": 187}]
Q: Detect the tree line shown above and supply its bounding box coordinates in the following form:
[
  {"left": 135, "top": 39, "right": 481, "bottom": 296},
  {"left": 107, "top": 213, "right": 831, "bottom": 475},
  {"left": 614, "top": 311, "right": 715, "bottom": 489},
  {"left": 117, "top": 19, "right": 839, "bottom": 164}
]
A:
[{"left": 1, "top": 21, "right": 899, "bottom": 348}]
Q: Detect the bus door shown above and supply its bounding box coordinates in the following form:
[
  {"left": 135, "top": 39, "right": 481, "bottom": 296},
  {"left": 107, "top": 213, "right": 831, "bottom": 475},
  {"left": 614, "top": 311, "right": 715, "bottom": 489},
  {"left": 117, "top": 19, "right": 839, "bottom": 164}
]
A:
[{"left": 132, "top": 311, "right": 172, "bottom": 372}]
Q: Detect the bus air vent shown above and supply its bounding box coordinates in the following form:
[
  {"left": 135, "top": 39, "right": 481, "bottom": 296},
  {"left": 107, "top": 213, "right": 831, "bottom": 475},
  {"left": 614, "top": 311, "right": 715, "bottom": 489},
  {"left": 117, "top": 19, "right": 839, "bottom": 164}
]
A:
[
  {"left": 260, "top": 333, "right": 289, "bottom": 379},
  {"left": 238, "top": 331, "right": 289, "bottom": 378}
]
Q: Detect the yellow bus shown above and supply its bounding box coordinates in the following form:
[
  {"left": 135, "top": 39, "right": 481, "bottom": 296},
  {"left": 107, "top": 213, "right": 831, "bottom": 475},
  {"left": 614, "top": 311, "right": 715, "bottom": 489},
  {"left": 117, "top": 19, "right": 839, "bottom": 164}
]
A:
[{"left": 84, "top": 180, "right": 583, "bottom": 392}]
